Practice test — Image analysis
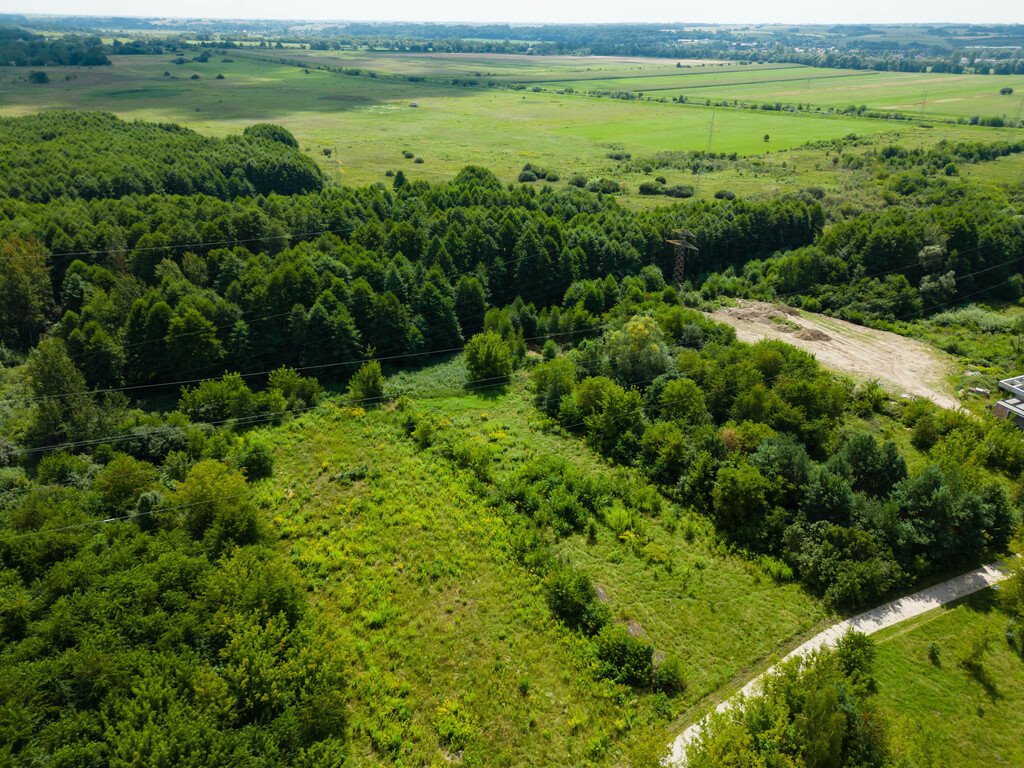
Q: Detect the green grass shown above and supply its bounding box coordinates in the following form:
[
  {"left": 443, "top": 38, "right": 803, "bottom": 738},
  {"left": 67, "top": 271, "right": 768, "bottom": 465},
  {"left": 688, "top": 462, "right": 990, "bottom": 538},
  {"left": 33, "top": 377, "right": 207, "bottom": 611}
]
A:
[
  {"left": 873, "top": 589, "right": 1024, "bottom": 768},
  {"left": 542, "top": 65, "right": 1024, "bottom": 121},
  {"left": 247, "top": 361, "right": 828, "bottom": 765},
  {"left": 3, "top": 53, "right": 1020, "bottom": 205}
]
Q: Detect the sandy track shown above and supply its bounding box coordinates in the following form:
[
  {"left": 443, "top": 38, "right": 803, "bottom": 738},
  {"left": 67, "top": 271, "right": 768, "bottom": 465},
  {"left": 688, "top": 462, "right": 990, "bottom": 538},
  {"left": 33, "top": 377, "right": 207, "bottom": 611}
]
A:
[
  {"left": 709, "top": 300, "right": 958, "bottom": 410},
  {"left": 665, "top": 560, "right": 1012, "bottom": 765}
]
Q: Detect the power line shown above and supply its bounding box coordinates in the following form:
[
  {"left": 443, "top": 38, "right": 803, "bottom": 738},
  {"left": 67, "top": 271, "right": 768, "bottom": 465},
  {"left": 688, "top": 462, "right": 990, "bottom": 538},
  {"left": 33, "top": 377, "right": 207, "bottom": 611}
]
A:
[{"left": 8, "top": 241, "right": 1019, "bottom": 410}]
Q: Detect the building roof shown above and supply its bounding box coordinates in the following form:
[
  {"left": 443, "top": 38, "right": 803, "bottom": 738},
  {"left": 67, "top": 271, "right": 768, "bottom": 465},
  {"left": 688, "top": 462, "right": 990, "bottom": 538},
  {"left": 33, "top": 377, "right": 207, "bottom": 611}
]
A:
[{"left": 998, "top": 376, "right": 1024, "bottom": 399}]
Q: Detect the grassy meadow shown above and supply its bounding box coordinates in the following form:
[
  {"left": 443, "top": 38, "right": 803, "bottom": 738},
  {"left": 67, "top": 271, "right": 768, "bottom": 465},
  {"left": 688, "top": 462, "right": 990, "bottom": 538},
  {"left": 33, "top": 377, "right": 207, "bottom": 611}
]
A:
[
  {"left": 248, "top": 359, "right": 829, "bottom": 765},
  {"left": 541, "top": 66, "right": 1024, "bottom": 121},
  {"left": 2, "top": 51, "right": 1021, "bottom": 202},
  {"left": 874, "top": 589, "right": 1024, "bottom": 768}
]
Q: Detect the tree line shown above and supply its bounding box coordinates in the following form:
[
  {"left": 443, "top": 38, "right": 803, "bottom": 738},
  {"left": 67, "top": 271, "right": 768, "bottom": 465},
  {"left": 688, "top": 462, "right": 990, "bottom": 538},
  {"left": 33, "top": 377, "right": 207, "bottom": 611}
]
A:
[
  {"left": 0, "top": 159, "right": 822, "bottom": 395},
  {"left": 0, "top": 26, "right": 109, "bottom": 67}
]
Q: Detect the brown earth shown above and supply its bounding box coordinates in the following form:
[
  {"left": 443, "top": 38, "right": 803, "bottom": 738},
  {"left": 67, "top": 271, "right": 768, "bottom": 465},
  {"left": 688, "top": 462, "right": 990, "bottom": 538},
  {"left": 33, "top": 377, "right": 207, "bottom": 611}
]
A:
[{"left": 709, "top": 300, "right": 959, "bottom": 410}]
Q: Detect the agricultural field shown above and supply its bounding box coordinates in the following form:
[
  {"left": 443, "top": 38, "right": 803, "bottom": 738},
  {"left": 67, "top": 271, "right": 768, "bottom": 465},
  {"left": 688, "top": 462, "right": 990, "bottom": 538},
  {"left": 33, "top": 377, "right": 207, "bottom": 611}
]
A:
[
  {"left": 874, "top": 589, "right": 1024, "bottom": 768},
  {"left": 540, "top": 65, "right": 1024, "bottom": 121},
  {"left": 258, "top": 48, "right": 748, "bottom": 81},
  {"left": 1, "top": 52, "right": 1020, "bottom": 201}
]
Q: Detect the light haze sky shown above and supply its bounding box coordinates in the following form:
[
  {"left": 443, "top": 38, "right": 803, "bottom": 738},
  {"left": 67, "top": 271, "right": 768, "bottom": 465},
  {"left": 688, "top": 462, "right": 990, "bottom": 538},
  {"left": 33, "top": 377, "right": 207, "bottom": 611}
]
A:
[{"left": 9, "top": 0, "right": 1023, "bottom": 25}]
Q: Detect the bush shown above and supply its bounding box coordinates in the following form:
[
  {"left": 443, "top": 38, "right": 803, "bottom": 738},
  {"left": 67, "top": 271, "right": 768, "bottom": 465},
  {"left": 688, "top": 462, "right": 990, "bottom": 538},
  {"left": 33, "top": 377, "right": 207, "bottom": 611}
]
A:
[
  {"left": 653, "top": 655, "right": 687, "bottom": 695},
  {"left": 28, "top": 71, "right": 49, "bottom": 84},
  {"left": 714, "top": 189, "right": 736, "bottom": 200},
  {"left": 568, "top": 174, "right": 587, "bottom": 188},
  {"left": 402, "top": 150, "right": 414, "bottom": 158},
  {"left": 240, "top": 438, "right": 274, "bottom": 480},
  {"left": 911, "top": 413, "right": 938, "bottom": 451},
  {"left": 179, "top": 373, "right": 287, "bottom": 425},
  {"left": 546, "top": 565, "right": 610, "bottom": 634},
  {"left": 347, "top": 360, "right": 385, "bottom": 404},
  {"left": 464, "top": 331, "right": 513, "bottom": 386},
  {"left": 518, "top": 170, "right": 538, "bottom": 182},
  {"left": 586, "top": 178, "right": 621, "bottom": 194},
  {"left": 594, "top": 623, "right": 653, "bottom": 687},
  {"left": 414, "top": 157, "right": 425, "bottom": 164}
]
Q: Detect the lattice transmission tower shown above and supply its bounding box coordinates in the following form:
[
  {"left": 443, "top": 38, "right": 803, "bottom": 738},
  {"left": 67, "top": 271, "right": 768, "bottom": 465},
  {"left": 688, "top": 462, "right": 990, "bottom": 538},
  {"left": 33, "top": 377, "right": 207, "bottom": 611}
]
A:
[{"left": 666, "top": 229, "right": 698, "bottom": 287}]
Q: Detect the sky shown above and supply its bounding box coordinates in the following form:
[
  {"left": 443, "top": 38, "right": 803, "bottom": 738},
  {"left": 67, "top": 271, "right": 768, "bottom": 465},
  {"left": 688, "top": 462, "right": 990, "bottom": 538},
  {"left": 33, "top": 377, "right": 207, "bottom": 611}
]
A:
[{"left": 8, "top": 0, "right": 1023, "bottom": 25}]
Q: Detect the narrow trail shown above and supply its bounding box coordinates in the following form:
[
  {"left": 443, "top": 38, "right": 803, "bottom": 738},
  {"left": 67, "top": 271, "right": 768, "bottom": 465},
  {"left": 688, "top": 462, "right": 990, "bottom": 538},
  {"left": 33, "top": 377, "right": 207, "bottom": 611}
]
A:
[{"left": 664, "top": 560, "right": 1012, "bottom": 766}]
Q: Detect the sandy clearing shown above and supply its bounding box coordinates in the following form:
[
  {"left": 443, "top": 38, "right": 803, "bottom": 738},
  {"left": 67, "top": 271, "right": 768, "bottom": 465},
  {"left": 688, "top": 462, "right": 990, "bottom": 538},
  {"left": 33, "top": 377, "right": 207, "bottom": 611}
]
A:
[
  {"left": 709, "top": 300, "right": 958, "bottom": 409},
  {"left": 664, "top": 560, "right": 1013, "bottom": 765}
]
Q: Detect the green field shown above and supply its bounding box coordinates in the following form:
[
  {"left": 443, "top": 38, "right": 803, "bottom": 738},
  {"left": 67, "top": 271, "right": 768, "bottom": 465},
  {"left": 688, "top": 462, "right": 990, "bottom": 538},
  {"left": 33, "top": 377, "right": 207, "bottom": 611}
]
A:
[
  {"left": 252, "top": 361, "right": 829, "bottom": 764},
  {"left": 3, "top": 52, "right": 1021, "bottom": 201},
  {"left": 542, "top": 66, "right": 1024, "bottom": 120},
  {"left": 264, "top": 49, "right": 750, "bottom": 81},
  {"left": 874, "top": 589, "right": 1024, "bottom": 768}
]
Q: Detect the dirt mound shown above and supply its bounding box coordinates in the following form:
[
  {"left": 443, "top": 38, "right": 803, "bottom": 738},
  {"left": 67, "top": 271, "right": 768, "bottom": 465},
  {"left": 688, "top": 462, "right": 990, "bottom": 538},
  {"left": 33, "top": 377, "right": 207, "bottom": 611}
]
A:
[{"left": 795, "top": 329, "right": 830, "bottom": 342}]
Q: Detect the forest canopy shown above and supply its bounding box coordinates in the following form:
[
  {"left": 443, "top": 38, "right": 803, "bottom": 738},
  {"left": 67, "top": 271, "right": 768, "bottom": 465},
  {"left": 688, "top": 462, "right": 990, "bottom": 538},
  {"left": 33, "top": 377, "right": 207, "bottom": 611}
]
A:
[{"left": 0, "top": 112, "right": 323, "bottom": 202}]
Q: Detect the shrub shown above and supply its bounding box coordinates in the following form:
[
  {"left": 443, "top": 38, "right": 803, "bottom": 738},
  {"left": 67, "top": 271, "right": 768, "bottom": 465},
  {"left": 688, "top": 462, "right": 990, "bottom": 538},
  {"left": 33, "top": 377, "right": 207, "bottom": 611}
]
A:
[
  {"left": 594, "top": 623, "right": 653, "bottom": 687},
  {"left": 542, "top": 339, "right": 559, "bottom": 360},
  {"left": 28, "top": 71, "right": 49, "bottom": 84},
  {"left": 518, "top": 170, "right": 538, "bottom": 182},
  {"left": 413, "top": 157, "right": 425, "bottom": 164},
  {"left": 402, "top": 150, "right": 414, "bottom": 158},
  {"left": 347, "top": 360, "right": 385, "bottom": 404},
  {"left": 911, "top": 413, "right": 938, "bottom": 451},
  {"left": 179, "top": 373, "right": 287, "bottom": 425},
  {"left": 240, "top": 438, "right": 274, "bottom": 480},
  {"left": 464, "top": 331, "right": 513, "bottom": 386},
  {"left": 268, "top": 367, "right": 323, "bottom": 409},
  {"left": 653, "top": 655, "right": 687, "bottom": 695},
  {"left": 568, "top": 174, "right": 587, "bottom": 188},
  {"left": 714, "top": 189, "right": 736, "bottom": 200},
  {"left": 546, "top": 565, "right": 609, "bottom": 634},
  {"left": 586, "top": 178, "right": 621, "bottom": 194}
]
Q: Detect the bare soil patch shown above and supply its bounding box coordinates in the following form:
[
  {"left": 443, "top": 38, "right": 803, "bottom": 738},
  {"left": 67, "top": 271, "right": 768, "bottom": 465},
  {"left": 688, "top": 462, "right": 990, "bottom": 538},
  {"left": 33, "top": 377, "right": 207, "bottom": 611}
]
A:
[{"left": 710, "top": 300, "right": 958, "bottom": 409}]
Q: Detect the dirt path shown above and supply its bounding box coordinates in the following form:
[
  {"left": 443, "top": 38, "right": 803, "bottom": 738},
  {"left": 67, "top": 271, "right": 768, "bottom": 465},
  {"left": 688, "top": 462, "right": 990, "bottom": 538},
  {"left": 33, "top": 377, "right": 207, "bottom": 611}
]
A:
[
  {"left": 709, "top": 300, "right": 958, "bottom": 410},
  {"left": 664, "top": 561, "right": 1012, "bottom": 765}
]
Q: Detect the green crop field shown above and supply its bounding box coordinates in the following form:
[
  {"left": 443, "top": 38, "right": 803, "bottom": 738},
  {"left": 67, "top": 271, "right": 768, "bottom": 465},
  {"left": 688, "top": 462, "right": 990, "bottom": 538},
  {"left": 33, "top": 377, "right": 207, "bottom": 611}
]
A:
[
  {"left": 250, "top": 360, "right": 829, "bottom": 764},
  {"left": 3, "top": 52, "right": 1020, "bottom": 203},
  {"left": 541, "top": 66, "right": 1024, "bottom": 120},
  {"left": 873, "top": 589, "right": 1024, "bottom": 768}
]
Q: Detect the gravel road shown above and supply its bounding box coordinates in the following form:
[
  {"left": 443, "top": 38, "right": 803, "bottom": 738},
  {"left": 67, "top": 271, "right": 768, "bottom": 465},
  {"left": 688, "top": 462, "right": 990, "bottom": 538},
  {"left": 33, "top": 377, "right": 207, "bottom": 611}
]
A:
[{"left": 665, "top": 560, "right": 1012, "bottom": 765}]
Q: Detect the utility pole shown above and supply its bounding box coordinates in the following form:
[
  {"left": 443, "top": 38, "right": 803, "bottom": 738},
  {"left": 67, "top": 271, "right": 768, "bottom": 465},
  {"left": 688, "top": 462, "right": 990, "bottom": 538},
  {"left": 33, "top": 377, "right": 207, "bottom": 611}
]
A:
[{"left": 667, "top": 229, "right": 698, "bottom": 287}]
